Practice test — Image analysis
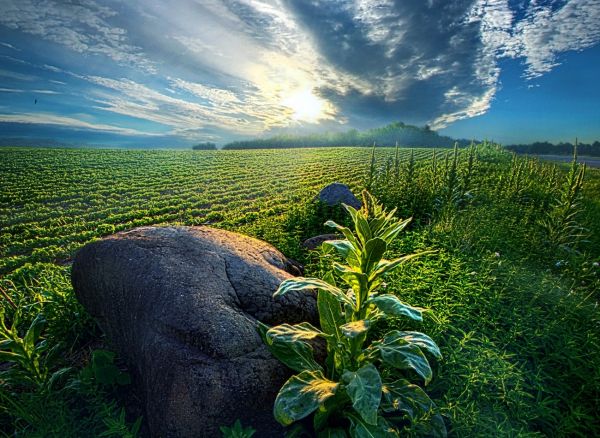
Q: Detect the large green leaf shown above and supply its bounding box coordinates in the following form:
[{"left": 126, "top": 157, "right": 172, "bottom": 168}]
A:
[
  {"left": 340, "top": 320, "right": 370, "bottom": 339},
  {"left": 375, "top": 336, "right": 433, "bottom": 384},
  {"left": 341, "top": 204, "right": 359, "bottom": 225},
  {"left": 24, "top": 314, "right": 45, "bottom": 349},
  {"left": 362, "top": 238, "right": 387, "bottom": 274},
  {"left": 318, "top": 288, "right": 348, "bottom": 373},
  {"left": 385, "top": 331, "right": 441, "bottom": 360},
  {"left": 342, "top": 363, "right": 382, "bottom": 425},
  {"left": 334, "top": 263, "right": 368, "bottom": 296},
  {"left": 274, "top": 370, "right": 339, "bottom": 426},
  {"left": 383, "top": 207, "right": 398, "bottom": 223},
  {"left": 275, "top": 278, "right": 353, "bottom": 307},
  {"left": 260, "top": 322, "right": 323, "bottom": 373},
  {"left": 367, "top": 295, "right": 423, "bottom": 322},
  {"left": 323, "top": 240, "right": 361, "bottom": 266},
  {"left": 367, "top": 217, "right": 387, "bottom": 236},
  {"left": 266, "top": 339, "right": 322, "bottom": 373},
  {"left": 379, "top": 218, "right": 411, "bottom": 244},
  {"left": 381, "top": 378, "right": 435, "bottom": 420},
  {"left": 346, "top": 412, "right": 398, "bottom": 437},
  {"left": 370, "top": 252, "right": 429, "bottom": 280},
  {"left": 355, "top": 215, "right": 372, "bottom": 246},
  {"left": 267, "top": 322, "right": 326, "bottom": 343},
  {"left": 324, "top": 220, "right": 358, "bottom": 246},
  {"left": 318, "top": 290, "right": 344, "bottom": 340},
  {"left": 384, "top": 381, "right": 447, "bottom": 438}
]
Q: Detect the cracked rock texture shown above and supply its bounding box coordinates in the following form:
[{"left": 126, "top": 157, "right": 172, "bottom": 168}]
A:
[{"left": 72, "top": 226, "right": 317, "bottom": 437}]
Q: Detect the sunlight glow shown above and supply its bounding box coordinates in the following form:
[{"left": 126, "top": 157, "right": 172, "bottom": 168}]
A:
[{"left": 282, "top": 88, "right": 327, "bottom": 123}]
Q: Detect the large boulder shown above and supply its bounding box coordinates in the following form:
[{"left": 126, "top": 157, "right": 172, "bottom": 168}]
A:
[
  {"left": 72, "top": 226, "right": 317, "bottom": 438},
  {"left": 317, "top": 183, "right": 361, "bottom": 209}
]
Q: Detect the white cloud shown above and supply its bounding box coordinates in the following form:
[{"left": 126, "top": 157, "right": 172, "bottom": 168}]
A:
[
  {"left": 446, "top": 0, "right": 600, "bottom": 128},
  {"left": 516, "top": 0, "right": 600, "bottom": 78},
  {"left": 43, "top": 64, "right": 64, "bottom": 73},
  {"left": 0, "top": 42, "right": 19, "bottom": 51},
  {"left": 170, "top": 78, "right": 240, "bottom": 105},
  {"left": 0, "top": 68, "right": 37, "bottom": 81},
  {"left": 0, "top": 0, "right": 154, "bottom": 72},
  {"left": 470, "top": 0, "right": 600, "bottom": 78},
  {"left": 0, "top": 112, "right": 157, "bottom": 136},
  {"left": 432, "top": 86, "right": 497, "bottom": 129},
  {"left": 83, "top": 75, "right": 285, "bottom": 137},
  {"left": 0, "top": 88, "right": 60, "bottom": 94}
]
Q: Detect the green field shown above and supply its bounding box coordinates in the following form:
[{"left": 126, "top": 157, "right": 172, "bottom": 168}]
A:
[
  {"left": 1, "top": 145, "right": 599, "bottom": 436},
  {"left": 0, "top": 147, "right": 372, "bottom": 273}
]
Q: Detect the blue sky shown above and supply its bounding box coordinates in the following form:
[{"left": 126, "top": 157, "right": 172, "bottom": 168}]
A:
[{"left": 0, "top": 0, "right": 599, "bottom": 147}]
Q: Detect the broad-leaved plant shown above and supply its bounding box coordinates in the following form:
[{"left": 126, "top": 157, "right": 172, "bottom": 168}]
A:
[{"left": 260, "top": 191, "right": 446, "bottom": 437}]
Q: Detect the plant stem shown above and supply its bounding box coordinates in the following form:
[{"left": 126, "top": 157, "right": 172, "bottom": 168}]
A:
[{"left": 0, "top": 285, "right": 17, "bottom": 310}]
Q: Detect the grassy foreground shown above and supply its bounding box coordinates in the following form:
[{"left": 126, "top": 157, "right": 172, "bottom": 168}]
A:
[{"left": 1, "top": 145, "right": 599, "bottom": 436}]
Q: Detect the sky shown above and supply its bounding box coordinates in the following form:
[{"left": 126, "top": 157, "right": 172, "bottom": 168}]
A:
[{"left": 0, "top": 0, "right": 599, "bottom": 147}]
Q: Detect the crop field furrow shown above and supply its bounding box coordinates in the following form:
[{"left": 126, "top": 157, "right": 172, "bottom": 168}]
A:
[{"left": 1, "top": 147, "right": 407, "bottom": 274}]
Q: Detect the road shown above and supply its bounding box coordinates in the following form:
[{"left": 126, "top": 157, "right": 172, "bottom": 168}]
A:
[{"left": 531, "top": 154, "right": 600, "bottom": 168}]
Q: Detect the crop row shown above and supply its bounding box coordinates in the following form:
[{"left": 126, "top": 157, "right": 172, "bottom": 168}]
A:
[{"left": 0, "top": 147, "right": 440, "bottom": 275}]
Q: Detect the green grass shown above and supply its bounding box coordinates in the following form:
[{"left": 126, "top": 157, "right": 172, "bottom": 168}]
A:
[{"left": 1, "top": 145, "right": 599, "bottom": 436}]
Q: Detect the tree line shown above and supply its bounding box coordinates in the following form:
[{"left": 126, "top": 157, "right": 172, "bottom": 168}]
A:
[
  {"left": 222, "top": 122, "right": 471, "bottom": 149},
  {"left": 505, "top": 141, "right": 600, "bottom": 157},
  {"left": 192, "top": 142, "right": 217, "bottom": 150}
]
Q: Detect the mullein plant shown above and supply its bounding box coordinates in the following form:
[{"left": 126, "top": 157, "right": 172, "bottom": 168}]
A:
[
  {"left": 260, "top": 191, "right": 445, "bottom": 437},
  {"left": 540, "top": 145, "right": 587, "bottom": 252}
]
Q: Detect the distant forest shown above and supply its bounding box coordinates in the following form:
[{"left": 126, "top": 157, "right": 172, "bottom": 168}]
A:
[
  {"left": 222, "top": 122, "right": 471, "bottom": 149},
  {"left": 506, "top": 141, "right": 600, "bottom": 157},
  {"left": 192, "top": 142, "right": 217, "bottom": 150}
]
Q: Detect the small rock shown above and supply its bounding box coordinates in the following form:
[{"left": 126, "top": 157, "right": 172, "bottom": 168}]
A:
[
  {"left": 317, "top": 183, "right": 361, "bottom": 209},
  {"left": 302, "top": 234, "right": 341, "bottom": 250}
]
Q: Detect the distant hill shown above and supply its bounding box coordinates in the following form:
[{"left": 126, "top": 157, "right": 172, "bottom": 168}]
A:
[
  {"left": 505, "top": 141, "right": 600, "bottom": 157},
  {"left": 222, "top": 122, "right": 472, "bottom": 149}
]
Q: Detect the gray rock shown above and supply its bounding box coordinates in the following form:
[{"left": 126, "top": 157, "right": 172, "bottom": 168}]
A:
[
  {"left": 302, "top": 234, "right": 341, "bottom": 250},
  {"left": 317, "top": 183, "right": 361, "bottom": 209},
  {"left": 72, "top": 226, "right": 317, "bottom": 438}
]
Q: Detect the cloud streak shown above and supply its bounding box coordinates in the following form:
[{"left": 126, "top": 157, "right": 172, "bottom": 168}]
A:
[
  {"left": 0, "top": 88, "right": 60, "bottom": 94},
  {"left": 83, "top": 75, "right": 295, "bottom": 137},
  {"left": 0, "top": 112, "right": 157, "bottom": 136}
]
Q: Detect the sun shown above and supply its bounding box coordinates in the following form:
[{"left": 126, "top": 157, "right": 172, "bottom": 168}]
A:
[{"left": 282, "top": 88, "right": 326, "bottom": 123}]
